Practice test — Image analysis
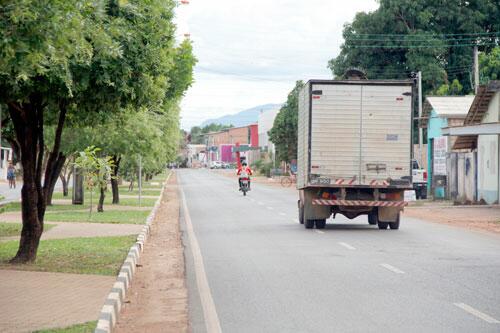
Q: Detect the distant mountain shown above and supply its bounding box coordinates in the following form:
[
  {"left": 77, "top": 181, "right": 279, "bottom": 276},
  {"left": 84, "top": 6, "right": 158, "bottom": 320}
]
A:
[{"left": 201, "top": 104, "right": 282, "bottom": 127}]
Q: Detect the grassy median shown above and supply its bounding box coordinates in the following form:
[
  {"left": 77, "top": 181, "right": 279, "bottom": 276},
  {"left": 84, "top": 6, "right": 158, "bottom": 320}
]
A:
[
  {"left": 0, "top": 223, "right": 55, "bottom": 237},
  {"left": 34, "top": 321, "right": 97, "bottom": 333},
  {"left": 0, "top": 235, "right": 136, "bottom": 275},
  {"left": 44, "top": 209, "right": 150, "bottom": 224}
]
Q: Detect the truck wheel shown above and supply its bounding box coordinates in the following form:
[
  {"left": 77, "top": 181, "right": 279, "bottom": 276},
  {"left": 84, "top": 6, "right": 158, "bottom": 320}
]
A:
[
  {"left": 368, "top": 210, "right": 378, "bottom": 225},
  {"left": 305, "top": 219, "right": 315, "bottom": 229},
  {"left": 315, "top": 219, "right": 326, "bottom": 229},
  {"left": 377, "top": 222, "right": 389, "bottom": 230},
  {"left": 299, "top": 205, "right": 304, "bottom": 224},
  {"left": 389, "top": 214, "right": 400, "bottom": 230}
]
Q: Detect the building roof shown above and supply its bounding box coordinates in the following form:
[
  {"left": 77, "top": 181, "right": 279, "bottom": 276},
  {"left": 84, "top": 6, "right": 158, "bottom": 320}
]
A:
[
  {"left": 451, "top": 81, "right": 500, "bottom": 150},
  {"left": 420, "top": 96, "right": 475, "bottom": 128}
]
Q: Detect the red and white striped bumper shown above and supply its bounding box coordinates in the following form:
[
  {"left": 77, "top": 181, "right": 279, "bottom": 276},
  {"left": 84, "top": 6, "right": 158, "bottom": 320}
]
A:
[{"left": 312, "top": 199, "right": 408, "bottom": 207}]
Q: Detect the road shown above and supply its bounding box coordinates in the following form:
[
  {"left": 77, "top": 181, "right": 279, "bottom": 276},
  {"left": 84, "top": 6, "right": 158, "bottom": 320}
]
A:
[{"left": 178, "top": 169, "right": 500, "bottom": 333}]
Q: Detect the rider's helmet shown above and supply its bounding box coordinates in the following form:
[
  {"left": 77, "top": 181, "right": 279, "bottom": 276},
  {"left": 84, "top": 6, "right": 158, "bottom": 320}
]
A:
[{"left": 242, "top": 161, "right": 247, "bottom": 167}]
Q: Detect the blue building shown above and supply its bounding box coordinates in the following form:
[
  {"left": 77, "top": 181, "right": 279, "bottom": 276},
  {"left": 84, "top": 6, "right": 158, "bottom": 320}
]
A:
[{"left": 420, "top": 96, "right": 475, "bottom": 198}]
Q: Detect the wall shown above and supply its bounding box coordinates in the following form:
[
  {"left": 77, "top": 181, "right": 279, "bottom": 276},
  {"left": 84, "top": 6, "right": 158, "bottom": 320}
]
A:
[
  {"left": 258, "top": 108, "right": 279, "bottom": 152},
  {"left": 227, "top": 127, "right": 249, "bottom": 145},
  {"left": 249, "top": 124, "right": 258, "bottom": 147},
  {"left": 477, "top": 91, "right": 500, "bottom": 204}
]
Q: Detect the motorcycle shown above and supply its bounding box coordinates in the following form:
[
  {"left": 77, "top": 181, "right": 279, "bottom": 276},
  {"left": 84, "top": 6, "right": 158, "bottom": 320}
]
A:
[{"left": 239, "top": 171, "right": 250, "bottom": 196}]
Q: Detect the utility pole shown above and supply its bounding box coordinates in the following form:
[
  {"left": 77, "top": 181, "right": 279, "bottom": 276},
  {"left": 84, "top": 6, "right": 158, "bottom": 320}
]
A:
[
  {"left": 473, "top": 45, "right": 479, "bottom": 94},
  {"left": 418, "top": 71, "right": 423, "bottom": 166}
]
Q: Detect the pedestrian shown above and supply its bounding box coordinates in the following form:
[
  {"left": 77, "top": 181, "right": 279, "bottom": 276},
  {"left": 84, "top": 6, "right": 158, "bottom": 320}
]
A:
[{"left": 7, "top": 162, "right": 16, "bottom": 189}]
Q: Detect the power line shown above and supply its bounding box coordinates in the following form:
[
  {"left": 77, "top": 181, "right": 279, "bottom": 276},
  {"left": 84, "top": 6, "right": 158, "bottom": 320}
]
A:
[
  {"left": 348, "top": 42, "right": 498, "bottom": 48},
  {"left": 348, "top": 31, "right": 500, "bottom": 37}
]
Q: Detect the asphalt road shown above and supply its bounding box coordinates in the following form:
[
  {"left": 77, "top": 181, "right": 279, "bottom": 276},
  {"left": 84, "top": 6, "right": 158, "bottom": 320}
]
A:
[{"left": 178, "top": 169, "right": 500, "bottom": 333}]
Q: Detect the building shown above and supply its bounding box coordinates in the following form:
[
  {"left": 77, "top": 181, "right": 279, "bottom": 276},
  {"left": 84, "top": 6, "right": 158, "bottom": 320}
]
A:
[
  {"left": 205, "top": 124, "right": 259, "bottom": 164},
  {"left": 443, "top": 81, "right": 500, "bottom": 204},
  {"left": 258, "top": 107, "right": 280, "bottom": 155},
  {"left": 420, "top": 96, "right": 475, "bottom": 198}
]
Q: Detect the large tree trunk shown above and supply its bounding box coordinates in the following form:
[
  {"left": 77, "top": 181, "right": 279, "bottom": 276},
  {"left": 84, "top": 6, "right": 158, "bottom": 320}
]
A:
[
  {"left": 60, "top": 174, "right": 68, "bottom": 196},
  {"left": 7, "top": 99, "right": 67, "bottom": 263},
  {"left": 97, "top": 187, "right": 105, "bottom": 212},
  {"left": 111, "top": 155, "right": 121, "bottom": 204},
  {"left": 59, "top": 157, "right": 73, "bottom": 197}
]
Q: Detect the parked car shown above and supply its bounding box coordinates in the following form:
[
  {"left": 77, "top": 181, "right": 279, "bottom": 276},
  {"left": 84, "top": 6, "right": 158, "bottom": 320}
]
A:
[
  {"left": 209, "top": 161, "right": 223, "bottom": 169},
  {"left": 412, "top": 159, "right": 428, "bottom": 199}
]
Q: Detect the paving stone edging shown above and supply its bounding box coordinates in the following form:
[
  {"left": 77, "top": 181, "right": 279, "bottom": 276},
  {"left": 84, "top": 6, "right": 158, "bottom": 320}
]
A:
[{"left": 95, "top": 172, "right": 173, "bottom": 333}]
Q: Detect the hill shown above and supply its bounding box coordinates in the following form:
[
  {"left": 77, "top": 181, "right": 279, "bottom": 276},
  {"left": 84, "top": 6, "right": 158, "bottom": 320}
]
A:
[{"left": 201, "top": 104, "right": 281, "bottom": 127}]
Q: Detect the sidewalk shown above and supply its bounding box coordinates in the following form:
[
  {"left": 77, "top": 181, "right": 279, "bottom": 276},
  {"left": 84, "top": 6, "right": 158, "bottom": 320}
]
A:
[
  {"left": 0, "top": 270, "right": 114, "bottom": 332},
  {"left": 114, "top": 173, "right": 189, "bottom": 333}
]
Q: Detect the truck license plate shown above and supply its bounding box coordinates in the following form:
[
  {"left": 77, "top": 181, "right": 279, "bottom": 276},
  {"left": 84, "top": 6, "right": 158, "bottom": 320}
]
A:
[{"left": 311, "top": 177, "right": 331, "bottom": 185}]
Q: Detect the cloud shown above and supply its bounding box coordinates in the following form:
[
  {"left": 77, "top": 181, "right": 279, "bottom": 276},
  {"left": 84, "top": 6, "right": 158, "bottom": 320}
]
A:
[{"left": 175, "top": 0, "right": 379, "bottom": 129}]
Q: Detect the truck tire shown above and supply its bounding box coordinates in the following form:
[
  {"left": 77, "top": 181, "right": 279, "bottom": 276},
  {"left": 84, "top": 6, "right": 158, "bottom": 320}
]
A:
[
  {"left": 305, "top": 219, "right": 315, "bottom": 229},
  {"left": 299, "top": 205, "right": 304, "bottom": 224},
  {"left": 389, "top": 213, "right": 400, "bottom": 230},
  {"left": 377, "top": 222, "right": 389, "bottom": 230},
  {"left": 315, "top": 219, "right": 326, "bottom": 229},
  {"left": 368, "top": 210, "right": 378, "bottom": 225}
]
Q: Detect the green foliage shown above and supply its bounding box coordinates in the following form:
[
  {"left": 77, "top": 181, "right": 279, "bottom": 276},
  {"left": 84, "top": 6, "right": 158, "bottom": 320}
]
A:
[
  {"left": 189, "top": 123, "right": 234, "bottom": 144},
  {"left": 251, "top": 160, "right": 273, "bottom": 177},
  {"left": 74, "top": 146, "right": 114, "bottom": 216},
  {"left": 479, "top": 46, "right": 500, "bottom": 83},
  {"left": 44, "top": 210, "right": 150, "bottom": 224},
  {"left": 34, "top": 321, "right": 97, "bottom": 333},
  {"left": 0, "top": 236, "right": 137, "bottom": 275},
  {"left": 328, "top": 0, "right": 500, "bottom": 94},
  {"left": 434, "top": 79, "right": 464, "bottom": 96},
  {"left": 268, "top": 81, "right": 304, "bottom": 163}
]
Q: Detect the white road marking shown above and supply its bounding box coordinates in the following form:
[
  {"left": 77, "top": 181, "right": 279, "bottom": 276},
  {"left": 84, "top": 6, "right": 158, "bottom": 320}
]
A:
[
  {"left": 380, "top": 263, "right": 405, "bottom": 274},
  {"left": 257, "top": 201, "right": 264, "bottom": 205},
  {"left": 454, "top": 303, "right": 500, "bottom": 324},
  {"left": 338, "top": 242, "right": 356, "bottom": 250},
  {"left": 266, "top": 206, "right": 274, "bottom": 210},
  {"left": 249, "top": 198, "right": 255, "bottom": 202},
  {"left": 293, "top": 219, "right": 300, "bottom": 224},
  {"left": 180, "top": 186, "right": 222, "bottom": 333},
  {"left": 279, "top": 212, "right": 287, "bottom": 216},
  {"left": 314, "top": 230, "right": 325, "bottom": 234}
]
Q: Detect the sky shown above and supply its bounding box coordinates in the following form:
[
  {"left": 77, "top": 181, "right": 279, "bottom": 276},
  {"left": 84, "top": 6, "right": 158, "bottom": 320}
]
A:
[{"left": 175, "top": 0, "right": 379, "bottom": 130}]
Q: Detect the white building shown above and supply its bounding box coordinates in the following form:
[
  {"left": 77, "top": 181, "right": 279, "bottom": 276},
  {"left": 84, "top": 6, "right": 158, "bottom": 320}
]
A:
[
  {"left": 443, "top": 81, "right": 500, "bottom": 204},
  {"left": 257, "top": 106, "right": 280, "bottom": 155}
]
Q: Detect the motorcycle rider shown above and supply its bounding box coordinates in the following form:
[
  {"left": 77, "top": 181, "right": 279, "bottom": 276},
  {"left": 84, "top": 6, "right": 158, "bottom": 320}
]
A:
[{"left": 237, "top": 161, "right": 253, "bottom": 190}]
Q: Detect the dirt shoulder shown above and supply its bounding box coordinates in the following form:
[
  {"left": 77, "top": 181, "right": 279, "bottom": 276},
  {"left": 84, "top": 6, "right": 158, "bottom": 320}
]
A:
[
  {"left": 114, "top": 172, "right": 188, "bottom": 333},
  {"left": 404, "top": 205, "right": 500, "bottom": 235}
]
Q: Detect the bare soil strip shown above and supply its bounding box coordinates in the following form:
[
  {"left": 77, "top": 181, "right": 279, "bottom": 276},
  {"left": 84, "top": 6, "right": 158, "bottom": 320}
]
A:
[{"left": 114, "top": 173, "right": 189, "bottom": 333}]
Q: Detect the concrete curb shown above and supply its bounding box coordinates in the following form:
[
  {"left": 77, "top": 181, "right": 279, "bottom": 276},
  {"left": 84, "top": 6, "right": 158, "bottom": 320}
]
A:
[{"left": 95, "top": 171, "right": 173, "bottom": 333}]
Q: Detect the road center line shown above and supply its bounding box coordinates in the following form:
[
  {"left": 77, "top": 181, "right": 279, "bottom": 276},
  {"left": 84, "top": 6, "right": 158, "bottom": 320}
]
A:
[
  {"left": 279, "top": 212, "right": 286, "bottom": 216},
  {"left": 266, "top": 206, "right": 274, "bottom": 210},
  {"left": 454, "top": 303, "right": 500, "bottom": 324},
  {"left": 314, "top": 230, "right": 325, "bottom": 234},
  {"left": 180, "top": 184, "right": 222, "bottom": 333},
  {"left": 257, "top": 201, "right": 264, "bottom": 205},
  {"left": 338, "top": 242, "right": 356, "bottom": 250},
  {"left": 380, "top": 263, "right": 405, "bottom": 274}
]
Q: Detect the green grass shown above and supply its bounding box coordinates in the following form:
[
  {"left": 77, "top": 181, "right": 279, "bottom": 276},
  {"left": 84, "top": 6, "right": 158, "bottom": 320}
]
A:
[
  {"left": 0, "top": 223, "right": 55, "bottom": 237},
  {"left": 45, "top": 209, "right": 150, "bottom": 224},
  {"left": 34, "top": 321, "right": 97, "bottom": 333},
  {"left": 0, "top": 235, "right": 136, "bottom": 275},
  {"left": 0, "top": 195, "right": 4, "bottom": 201},
  {"left": 51, "top": 191, "right": 158, "bottom": 207},
  {"left": 121, "top": 189, "right": 162, "bottom": 196}
]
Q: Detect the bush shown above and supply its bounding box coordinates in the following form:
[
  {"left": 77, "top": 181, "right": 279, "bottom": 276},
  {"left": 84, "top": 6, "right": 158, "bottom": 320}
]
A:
[{"left": 251, "top": 160, "right": 273, "bottom": 177}]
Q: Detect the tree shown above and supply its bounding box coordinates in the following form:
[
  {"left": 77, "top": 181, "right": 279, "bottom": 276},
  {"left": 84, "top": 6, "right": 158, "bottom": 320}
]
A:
[
  {"left": 434, "top": 79, "right": 464, "bottom": 96},
  {"left": 74, "top": 146, "right": 114, "bottom": 216},
  {"left": 268, "top": 81, "right": 304, "bottom": 163},
  {"left": 479, "top": 46, "right": 500, "bottom": 83},
  {"left": 0, "top": 0, "right": 192, "bottom": 262},
  {"left": 189, "top": 123, "right": 233, "bottom": 144},
  {"left": 328, "top": 0, "right": 500, "bottom": 95}
]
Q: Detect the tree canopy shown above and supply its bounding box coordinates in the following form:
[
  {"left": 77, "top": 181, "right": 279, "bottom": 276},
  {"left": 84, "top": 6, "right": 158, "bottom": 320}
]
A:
[
  {"left": 328, "top": 0, "right": 500, "bottom": 94},
  {"left": 268, "top": 81, "right": 304, "bottom": 163},
  {"left": 189, "top": 123, "right": 234, "bottom": 144}
]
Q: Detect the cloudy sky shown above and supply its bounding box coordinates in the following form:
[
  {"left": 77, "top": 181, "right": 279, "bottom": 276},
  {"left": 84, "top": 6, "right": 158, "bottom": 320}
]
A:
[{"left": 175, "top": 0, "right": 379, "bottom": 130}]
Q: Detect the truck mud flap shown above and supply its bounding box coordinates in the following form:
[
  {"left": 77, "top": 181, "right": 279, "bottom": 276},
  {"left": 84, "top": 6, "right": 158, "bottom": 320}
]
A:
[{"left": 312, "top": 199, "right": 408, "bottom": 207}]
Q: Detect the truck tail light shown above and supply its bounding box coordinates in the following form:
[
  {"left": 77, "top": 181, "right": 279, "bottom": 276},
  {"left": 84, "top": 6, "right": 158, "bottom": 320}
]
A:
[{"left": 423, "top": 171, "right": 427, "bottom": 181}]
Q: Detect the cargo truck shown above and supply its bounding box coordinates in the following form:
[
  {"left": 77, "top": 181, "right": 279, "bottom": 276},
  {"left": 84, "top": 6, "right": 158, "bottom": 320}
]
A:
[{"left": 297, "top": 79, "right": 414, "bottom": 230}]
